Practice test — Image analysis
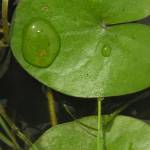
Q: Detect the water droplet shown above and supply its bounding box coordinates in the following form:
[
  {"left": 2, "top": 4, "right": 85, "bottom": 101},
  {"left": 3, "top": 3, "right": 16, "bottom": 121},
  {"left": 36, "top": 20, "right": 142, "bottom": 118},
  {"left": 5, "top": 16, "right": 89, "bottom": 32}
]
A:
[
  {"left": 22, "top": 19, "right": 60, "bottom": 67},
  {"left": 101, "top": 45, "right": 111, "bottom": 57}
]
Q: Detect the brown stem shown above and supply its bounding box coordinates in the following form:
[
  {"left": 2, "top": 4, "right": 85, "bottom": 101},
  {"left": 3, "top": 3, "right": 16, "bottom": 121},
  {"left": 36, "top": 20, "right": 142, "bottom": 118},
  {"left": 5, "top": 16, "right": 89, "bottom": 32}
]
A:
[{"left": 47, "top": 90, "right": 58, "bottom": 126}]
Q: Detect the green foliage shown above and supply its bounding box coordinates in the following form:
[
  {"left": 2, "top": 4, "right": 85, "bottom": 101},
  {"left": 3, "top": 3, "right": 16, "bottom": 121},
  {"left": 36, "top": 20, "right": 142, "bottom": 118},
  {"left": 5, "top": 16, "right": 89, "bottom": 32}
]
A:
[
  {"left": 11, "top": 0, "right": 150, "bottom": 97},
  {"left": 10, "top": 1, "right": 150, "bottom": 150},
  {"left": 30, "top": 116, "right": 150, "bottom": 150}
]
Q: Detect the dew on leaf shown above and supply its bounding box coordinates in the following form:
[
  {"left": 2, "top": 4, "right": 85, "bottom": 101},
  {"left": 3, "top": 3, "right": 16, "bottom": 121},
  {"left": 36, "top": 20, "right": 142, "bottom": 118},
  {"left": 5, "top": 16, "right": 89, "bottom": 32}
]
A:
[
  {"left": 101, "top": 45, "right": 111, "bottom": 57},
  {"left": 22, "top": 19, "right": 60, "bottom": 68}
]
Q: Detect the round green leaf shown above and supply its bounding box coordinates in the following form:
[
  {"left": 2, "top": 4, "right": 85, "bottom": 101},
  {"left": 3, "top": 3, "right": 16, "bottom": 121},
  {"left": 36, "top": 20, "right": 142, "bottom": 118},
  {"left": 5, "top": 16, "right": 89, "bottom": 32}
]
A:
[
  {"left": 11, "top": 0, "right": 150, "bottom": 97},
  {"left": 30, "top": 116, "right": 150, "bottom": 150}
]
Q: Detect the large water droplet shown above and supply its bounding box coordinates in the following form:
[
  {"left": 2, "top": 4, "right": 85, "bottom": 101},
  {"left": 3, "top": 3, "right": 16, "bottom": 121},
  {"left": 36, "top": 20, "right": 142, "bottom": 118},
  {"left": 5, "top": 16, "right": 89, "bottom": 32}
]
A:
[
  {"left": 22, "top": 19, "right": 60, "bottom": 67},
  {"left": 101, "top": 45, "right": 111, "bottom": 57}
]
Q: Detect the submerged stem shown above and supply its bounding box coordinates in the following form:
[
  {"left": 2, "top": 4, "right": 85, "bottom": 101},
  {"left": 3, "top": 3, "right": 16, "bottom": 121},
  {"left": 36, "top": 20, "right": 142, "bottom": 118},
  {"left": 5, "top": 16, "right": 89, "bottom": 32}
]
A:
[
  {"left": 2, "top": 0, "right": 9, "bottom": 43},
  {"left": 97, "top": 97, "right": 103, "bottom": 150},
  {"left": 105, "top": 90, "right": 150, "bottom": 127},
  {"left": 0, "top": 115, "right": 22, "bottom": 150},
  {"left": 64, "top": 103, "right": 97, "bottom": 132},
  {"left": 0, "top": 132, "right": 14, "bottom": 148},
  {"left": 0, "top": 104, "right": 37, "bottom": 150},
  {"left": 47, "top": 90, "right": 58, "bottom": 126},
  {"left": 0, "top": 28, "right": 4, "bottom": 33}
]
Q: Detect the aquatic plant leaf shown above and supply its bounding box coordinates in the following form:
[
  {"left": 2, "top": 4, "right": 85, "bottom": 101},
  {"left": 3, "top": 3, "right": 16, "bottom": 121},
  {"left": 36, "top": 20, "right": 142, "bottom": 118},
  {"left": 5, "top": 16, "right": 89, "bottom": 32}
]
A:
[
  {"left": 11, "top": 0, "right": 150, "bottom": 97},
  {"left": 30, "top": 116, "right": 150, "bottom": 150}
]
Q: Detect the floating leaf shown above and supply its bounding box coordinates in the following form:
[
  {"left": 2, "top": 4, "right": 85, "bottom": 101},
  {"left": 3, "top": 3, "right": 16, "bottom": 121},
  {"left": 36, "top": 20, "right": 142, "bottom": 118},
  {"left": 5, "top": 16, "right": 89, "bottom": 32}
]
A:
[
  {"left": 30, "top": 116, "right": 150, "bottom": 150},
  {"left": 11, "top": 0, "right": 150, "bottom": 97}
]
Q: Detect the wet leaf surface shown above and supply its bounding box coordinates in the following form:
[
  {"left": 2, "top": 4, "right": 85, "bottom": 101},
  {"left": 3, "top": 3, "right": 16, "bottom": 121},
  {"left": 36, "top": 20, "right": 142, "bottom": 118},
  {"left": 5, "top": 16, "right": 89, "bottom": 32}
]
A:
[{"left": 11, "top": 0, "right": 150, "bottom": 97}]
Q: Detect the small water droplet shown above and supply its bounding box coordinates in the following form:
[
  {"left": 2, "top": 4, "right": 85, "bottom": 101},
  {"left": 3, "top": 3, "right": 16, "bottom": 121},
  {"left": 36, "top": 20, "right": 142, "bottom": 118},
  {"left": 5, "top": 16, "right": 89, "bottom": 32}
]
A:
[
  {"left": 22, "top": 19, "right": 60, "bottom": 67},
  {"left": 101, "top": 45, "right": 111, "bottom": 57}
]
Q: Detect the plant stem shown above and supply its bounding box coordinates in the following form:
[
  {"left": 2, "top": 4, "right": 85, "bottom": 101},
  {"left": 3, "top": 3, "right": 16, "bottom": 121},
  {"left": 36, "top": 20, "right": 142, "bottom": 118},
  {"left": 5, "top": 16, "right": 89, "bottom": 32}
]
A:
[
  {"left": 47, "top": 90, "right": 58, "bottom": 126},
  {"left": 0, "top": 116, "right": 21, "bottom": 150},
  {"left": 97, "top": 97, "right": 103, "bottom": 150},
  {"left": 0, "top": 104, "right": 37, "bottom": 150},
  {"left": 15, "top": 129, "right": 38, "bottom": 150},
  {"left": 0, "top": 132, "right": 14, "bottom": 148},
  {"left": 105, "top": 90, "right": 150, "bottom": 127},
  {"left": 2, "top": 0, "right": 9, "bottom": 43},
  {"left": 0, "top": 40, "right": 8, "bottom": 48},
  {"left": 63, "top": 103, "right": 97, "bottom": 132},
  {"left": 0, "top": 28, "right": 4, "bottom": 33}
]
